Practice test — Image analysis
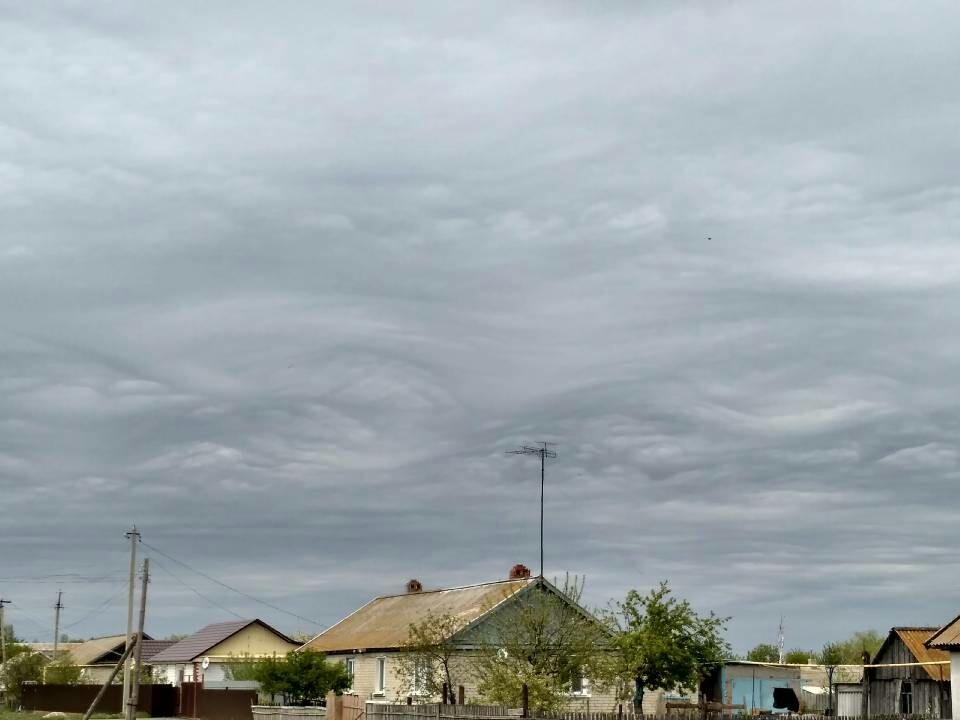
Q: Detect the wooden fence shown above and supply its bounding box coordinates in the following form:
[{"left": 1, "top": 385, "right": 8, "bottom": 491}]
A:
[
  {"left": 365, "top": 703, "right": 950, "bottom": 720},
  {"left": 367, "top": 703, "right": 521, "bottom": 720},
  {"left": 253, "top": 705, "right": 326, "bottom": 720}
]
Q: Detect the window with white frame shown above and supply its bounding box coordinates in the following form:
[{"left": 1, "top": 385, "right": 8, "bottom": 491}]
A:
[
  {"left": 344, "top": 658, "right": 355, "bottom": 692},
  {"left": 375, "top": 657, "right": 386, "bottom": 695},
  {"left": 411, "top": 658, "right": 429, "bottom": 697}
]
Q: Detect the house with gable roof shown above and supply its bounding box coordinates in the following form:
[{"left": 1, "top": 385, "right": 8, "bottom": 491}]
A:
[
  {"left": 865, "top": 627, "right": 951, "bottom": 718},
  {"left": 300, "top": 566, "right": 622, "bottom": 711},
  {"left": 150, "top": 619, "right": 298, "bottom": 686}
]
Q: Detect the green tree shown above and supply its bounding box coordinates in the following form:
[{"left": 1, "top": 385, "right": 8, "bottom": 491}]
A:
[
  {"left": 254, "top": 650, "right": 350, "bottom": 705},
  {"left": 2, "top": 623, "right": 30, "bottom": 661},
  {"left": 472, "top": 576, "right": 611, "bottom": 712},
  {"left": 394, "top": 611, "right": 463, "bottom": 701},
  {"left": 819, "top": 642, "right": 845, "bottom": 666},
  {"left": 45, "top": 653, "right": 82, "bottom": 685},
  {"left": 784, "top": 649, "right": 814, "bottom": 664},
  {"left": 606, "top": 581, "right": 730, "bottom": 711},
  {"left": 820, "top": 630, "right": 884, "bottom": 664},
  {"left": 0, "top": 651, "right": 45, "bottom": 704},
  {"left": 745, "top": 643, "right": 779, "bottom": 663},
  {"left": 223, "top": 653, "right": 264, "bottom": 681}
]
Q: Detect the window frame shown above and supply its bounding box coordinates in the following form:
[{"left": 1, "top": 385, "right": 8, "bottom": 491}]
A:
[
  {"left": 375, "top": 657, "right": 386, "bottom": 696},
  {"left": 900, "top": 680, "right": 913, "bottom": 715},
  {"left": 568, "top": 668, "right": 591, "bottom": 697},
  {"left": 344, "top": 658, "right": 355, "bottom": 692}
]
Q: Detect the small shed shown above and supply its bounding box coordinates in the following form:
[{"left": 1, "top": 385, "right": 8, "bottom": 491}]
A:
[
  {"left": 705, "top": 662, "right": 801, "bottom": 715},
  {"left": 866, "top": 627, "right": 950, "bottom": 718}
]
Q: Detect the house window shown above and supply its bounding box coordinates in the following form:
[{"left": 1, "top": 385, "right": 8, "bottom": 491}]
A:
[
  {"left": 344, "top": 658, "right": 354, "bottom": 691},
  {"left": 375, "top": 657, "right": 386, "bottom": 695},
  {"left": 412, "top": 658, "right": 429, "bottom": 697},
  {"left": 900, "top": 681, "right": 913, "bottom": 714},
  {"left": 569, "top": 669, "right": 590, "bottom": 696}
]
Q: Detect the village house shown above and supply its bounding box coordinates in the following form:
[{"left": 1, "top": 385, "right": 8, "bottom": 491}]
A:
[
  {"left": 69, "top": 634, "right": 176, "bottom": 683},
  {"left": 149, "top": 619, "right": 298, "bottom": 686},
  {"left": 27, "top": 634, "right": 175, "bottom": 683},
  {"left": 300, "top": 566, "right": 629, "bottom": 712},
  {"left": 924, "top": 614, "right": 960, "bottom": 720},
  {"left": 865, "top": 627, "right": 951, "bottom": 718}
]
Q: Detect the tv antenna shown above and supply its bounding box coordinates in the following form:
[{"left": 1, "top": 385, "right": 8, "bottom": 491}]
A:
[{"left": 506, "top": 442, "right": 557, "bottom": 577}]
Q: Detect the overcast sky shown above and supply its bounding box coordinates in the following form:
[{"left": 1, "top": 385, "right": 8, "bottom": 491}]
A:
[{"left": 2, "top": 1, "right": 960, "bottom": 653}]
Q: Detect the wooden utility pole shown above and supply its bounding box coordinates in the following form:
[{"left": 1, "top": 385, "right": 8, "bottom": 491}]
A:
[
  {"left": 122, "top": 526, "right": 140, "bottom": 711},
  {"left": 861, "top": 650, "right": 870, "bottom": 720},
  {"left": 126, "top": 558, "right": 149, "bottom": 720},
  {"left": 53, "top": 590, "right": 64, "bottom": 656},
  {"left": 0, "top": 598, "right": 10, "bottom": 664}
]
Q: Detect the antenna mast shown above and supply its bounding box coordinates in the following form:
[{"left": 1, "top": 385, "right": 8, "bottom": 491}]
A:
[
  {"left": 506, "top": 441, "right": 557, "bottom": 577},
  {"left": 778, "top": 616, "right": 785, "bottom": 664}
]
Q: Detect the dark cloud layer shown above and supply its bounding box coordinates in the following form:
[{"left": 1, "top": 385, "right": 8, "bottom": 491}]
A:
[{"left": 2, "top": 1, "right": 960, "bottom": 652}]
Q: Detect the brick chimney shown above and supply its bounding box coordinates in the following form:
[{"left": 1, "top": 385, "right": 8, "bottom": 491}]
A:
[
  {"left": 406, "top": 578, "right": 423, "bottom": 593},
  {"left": 509, "top": 564, "right": 531, "bottom": 580}
]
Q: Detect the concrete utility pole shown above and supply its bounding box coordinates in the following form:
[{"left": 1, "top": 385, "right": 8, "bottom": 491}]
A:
[
  {"left": 122, "top": 526, "right": 140, "bottom": 712},
  {"left": 126, "top": 558, "right": 149, "bottom": 720},
  {"left": 0, "top": 598, "right": 10, "bottom": 665},
  {"left": 53, "top": 590, "right": 64, "bottom": 656}
]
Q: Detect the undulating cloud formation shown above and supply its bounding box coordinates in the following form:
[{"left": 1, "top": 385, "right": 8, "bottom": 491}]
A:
[{"left": 2, "top": 1, "right": 960, "bottom": 651}]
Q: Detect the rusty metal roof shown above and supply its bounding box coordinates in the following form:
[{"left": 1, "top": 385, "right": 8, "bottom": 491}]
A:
[
  {"left": 302, "top": 579, "right": 534, "bottom": 653},
  {"left": 926, "top": 613, "right": 960, "bottom": 652},
  {"left": 150, "top": 619, "right": 294, "bottom": 664},
  {"left": 885, "top": 628, "right": 950, "bottom": 681}
]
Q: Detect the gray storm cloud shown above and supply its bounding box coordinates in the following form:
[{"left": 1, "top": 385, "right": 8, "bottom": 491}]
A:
[{"left": 1, "top": 1, "right": 959, "bottom": 651}]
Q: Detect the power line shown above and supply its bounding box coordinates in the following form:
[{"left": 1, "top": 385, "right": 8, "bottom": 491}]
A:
[
  {"left": 62, "top": 583, "right": 128, "bottom": 630},
  {"left": 150, "top": 558, "right": 246, "bottom": 620},
  {"left": 141, "top": 540, "right": 322, "bottom": 626},
  {"left": 8, "top": 601, "right": 49, "bottom": 632}
]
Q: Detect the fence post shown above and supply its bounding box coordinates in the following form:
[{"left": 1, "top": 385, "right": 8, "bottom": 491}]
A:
[
  {"left": 522, "top": 684, "right": 529, "bottom": 719},
  {"left": 436, "top": 702, "right": 442, "bottom": 720}
]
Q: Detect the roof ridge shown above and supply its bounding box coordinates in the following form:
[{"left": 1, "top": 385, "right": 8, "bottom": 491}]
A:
[
  {"left": 374, "top": 578, "right": 531, "bottom": 600},
  {"left": 894, "top": 626, "right": 939, "bottom": 631}
]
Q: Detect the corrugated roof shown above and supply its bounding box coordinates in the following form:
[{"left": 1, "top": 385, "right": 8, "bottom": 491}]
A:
[
  {"left": 926, "top": 614, "right": 960, "bottom": 652},
  {"left": 303, "top": 578, "right": 534, "bottom": 653},
  {"left": 150, "top": 619, "right": 293, "bottom": 664},
  {"left": 64, "top": 635, "right": 130, "bottom": 666},
  {"left": 27, "top": 642, "right": 82, "bottom": 660},
  {"left": 887, "top": 628, "right": 950, "bottom": 681}
]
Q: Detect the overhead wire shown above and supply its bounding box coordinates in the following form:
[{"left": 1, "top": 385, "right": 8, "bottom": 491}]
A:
[
  {"left": 8, "top": 601, "right": 50, "bottom": 633},
  {"left": 141, "top": 540, "right": 322, "bottom": 626},
  {"left": 150, "top": 557, "right": 246, "bottom": 620},
  {"left": 62, "top": 582, "right": 128, "bottom": 630}
]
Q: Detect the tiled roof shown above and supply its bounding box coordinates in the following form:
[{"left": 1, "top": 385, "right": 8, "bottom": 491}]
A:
[
  {"left": 140, "top": 639, "right": 177, "bottom": 662},
  {"left": 302, "top": 578, "right": 534, "bottom": 653},
  {"left": 150, "top": 619, "right": 293, "bottom": 664}
]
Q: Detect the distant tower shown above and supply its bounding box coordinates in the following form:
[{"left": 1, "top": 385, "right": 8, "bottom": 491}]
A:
[{"left": 778, "top": 616, "right": 785, "bottom": 664}]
